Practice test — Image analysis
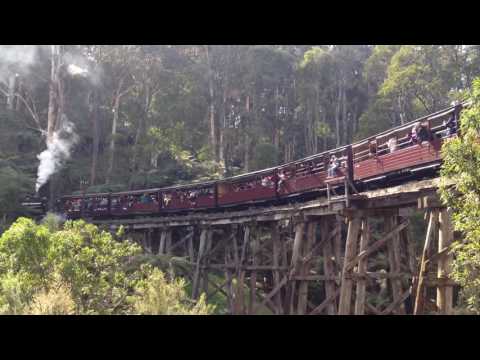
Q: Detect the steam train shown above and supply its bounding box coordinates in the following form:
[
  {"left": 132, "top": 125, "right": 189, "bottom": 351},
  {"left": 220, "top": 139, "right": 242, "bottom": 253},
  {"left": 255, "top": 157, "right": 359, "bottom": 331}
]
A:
[{"left": 59, "top": 102, "right": 465, "bottom": 220}]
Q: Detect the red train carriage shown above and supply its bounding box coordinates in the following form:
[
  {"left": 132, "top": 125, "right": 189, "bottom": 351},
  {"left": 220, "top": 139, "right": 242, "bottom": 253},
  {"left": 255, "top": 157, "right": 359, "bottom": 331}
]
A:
[
  {"left": 62, "top": 195, "right": 83, "bottom": 219},
  {"left": 110, "top": 189, "right": 160, "bottom": 216},
  {"left": 217, "top": 168, "right": 277, "bottom": 206},
  {"left": 161, "top": 182, "right": 216, "bottom": 211},
  {"left": 59, "top": 102, "right": 466, "bottom": 219},
  {"left": 352, "top": 105, "right": 460, "bottom": 182},
  {"left": 62, "top": 193, "right": 110, "bottom": 219},
  {"left": 277, "top": 147, "right": 351, "bottom": 197}
]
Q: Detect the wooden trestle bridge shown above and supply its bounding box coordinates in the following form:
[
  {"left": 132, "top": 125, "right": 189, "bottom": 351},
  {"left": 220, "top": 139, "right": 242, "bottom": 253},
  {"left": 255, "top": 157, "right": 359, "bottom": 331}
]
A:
[{"left": 93, "top": 177, "right": 457, "bottom": 315}]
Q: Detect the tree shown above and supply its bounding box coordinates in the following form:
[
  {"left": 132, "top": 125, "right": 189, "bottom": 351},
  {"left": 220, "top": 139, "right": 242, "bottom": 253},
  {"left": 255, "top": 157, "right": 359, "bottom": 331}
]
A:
[
  {"left": 297, "top": 46, "right": 335, "bottom": 153},
  {"left": 439, "top": 78, "right": 480, "bottom": 313},
  {"left": 1, "top": 44, "right": 479, "bottom": 226},
  {"left": 0, "top": 217, "right": 213, "bottom": 314},
  {"left": 92, "top": 45, "right": 138, "bottom": 185}
]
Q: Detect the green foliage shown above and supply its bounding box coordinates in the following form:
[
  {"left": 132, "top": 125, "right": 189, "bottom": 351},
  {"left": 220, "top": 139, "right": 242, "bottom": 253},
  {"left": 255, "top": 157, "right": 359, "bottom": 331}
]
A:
[
  {"left": 0, "top": 166, "right": 34, "bottom": 232},
  {"left": 25, "top": 275, "right": 76, "bottom": 315},
  {"left": 132, "top": 268, "right": 214, "bottom": 315},
  {"left": 440, "top": 77, "right": 480, "bottom": 313},
  {"left": 0, "top": 271, "right": 35, "bottom": 314},
  {"left": 41, "top": 212, "right": 63, "bottom": 232},
  {"left": 0, "top": 218, "right": 52, "bottom": 286},
  {"left": 2, "top": 45, "right": 477, "bottom": 204},
  {"left": 47, "top": 220, "right": 143, "bottom": 314},
  {"left": 0, "top": 218, "right": 212, "bottom": 315}
]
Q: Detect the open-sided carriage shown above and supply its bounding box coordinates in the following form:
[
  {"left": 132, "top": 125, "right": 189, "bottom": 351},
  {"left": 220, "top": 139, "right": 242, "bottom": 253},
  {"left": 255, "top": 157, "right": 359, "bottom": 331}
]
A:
[{"left": 59, "top": 102, "right": 465, "bottom": 220}]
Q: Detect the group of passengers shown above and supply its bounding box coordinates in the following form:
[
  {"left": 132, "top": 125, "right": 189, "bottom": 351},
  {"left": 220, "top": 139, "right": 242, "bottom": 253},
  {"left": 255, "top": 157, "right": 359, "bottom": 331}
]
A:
[
  {"left": 372, "top": 113, "right": 457, "bottom": 156},
  {"left": 260, "top": 170, "right": 289, "bottom": 190},
  {"left": 327, "top": 112, "right": 458, "bottom": 178}
]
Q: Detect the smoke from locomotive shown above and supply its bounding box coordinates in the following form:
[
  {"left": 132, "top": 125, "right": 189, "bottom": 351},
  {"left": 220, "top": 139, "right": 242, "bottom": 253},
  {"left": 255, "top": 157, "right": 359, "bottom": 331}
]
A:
[{"left": 35, "top": 117, "right": 79, "bottom": 193}]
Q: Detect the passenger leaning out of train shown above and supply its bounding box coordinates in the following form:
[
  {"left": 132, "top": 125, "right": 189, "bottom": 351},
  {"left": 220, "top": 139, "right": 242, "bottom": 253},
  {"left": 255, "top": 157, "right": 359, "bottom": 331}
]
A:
[{"left": 327, "top": 155, "right": 340, "bottom": 178}]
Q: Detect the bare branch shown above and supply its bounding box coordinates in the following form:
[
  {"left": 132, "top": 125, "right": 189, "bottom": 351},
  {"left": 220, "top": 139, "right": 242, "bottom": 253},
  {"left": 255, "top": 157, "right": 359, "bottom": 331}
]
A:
[{"left": 0, "top": 87, "right": 44, "bottom": 132}]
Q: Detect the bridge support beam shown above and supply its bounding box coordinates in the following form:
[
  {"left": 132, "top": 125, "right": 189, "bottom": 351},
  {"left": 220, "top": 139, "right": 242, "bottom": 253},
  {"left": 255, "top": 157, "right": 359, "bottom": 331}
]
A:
[
  {"left": 354, "top": 218, "right": 369, "bottom": 315},
  {"left": 437, "top": 209, "right": 454, "bottom": 315},
  {"left": 97, "top": 179, "right": 460, "bottom": 315},
  {"left": 338, "top": 216, "right": 361, "bottom": 315}
]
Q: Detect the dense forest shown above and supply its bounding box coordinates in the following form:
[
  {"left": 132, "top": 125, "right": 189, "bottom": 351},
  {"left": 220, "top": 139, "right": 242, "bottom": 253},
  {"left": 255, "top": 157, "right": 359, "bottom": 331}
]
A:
[
  {"left": 2, "top": 45, "right": 480, "bottom": 229},
  {"left": 3, "top": 45, "right": 480, "bottom": 315}
]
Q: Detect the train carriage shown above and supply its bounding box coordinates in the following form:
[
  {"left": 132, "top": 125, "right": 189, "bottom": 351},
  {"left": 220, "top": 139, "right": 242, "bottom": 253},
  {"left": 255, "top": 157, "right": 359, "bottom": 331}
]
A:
[
  {"left": 217, "top": 168, "right": 277, "bottom": 206},
  {"left": 352, "top": 104, "right": 461, "bottom": 183},
  {"left": 62, "top": 195, "right": 83, "bottom": 219},
  {"left": 110, "top": 189, "right": 160, "bottom": 216},
  {"left": 160, "top": 182, "right": 216, "bottom": 211},
  {"left": 57, "top": 102, "right": 467, "bottom": 220},
  {"left": 277, "top": 146, "right": 351, "bottom": 197}
]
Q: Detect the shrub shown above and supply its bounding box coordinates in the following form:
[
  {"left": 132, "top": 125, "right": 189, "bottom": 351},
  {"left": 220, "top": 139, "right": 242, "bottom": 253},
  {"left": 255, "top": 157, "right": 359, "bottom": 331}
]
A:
[
  {"left": 26, "top": 276, "right": 76, "bottom": 315},
  {"left": 133, "top": 268, "right": 215, "bottom": 315}
]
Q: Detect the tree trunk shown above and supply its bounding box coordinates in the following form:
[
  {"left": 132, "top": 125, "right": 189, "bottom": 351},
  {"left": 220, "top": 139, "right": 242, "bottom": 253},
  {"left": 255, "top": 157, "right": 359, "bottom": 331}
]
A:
[
  {"left": 398, "top": 96, "right": 405, "bottom": 125},
  {"left": 314, "top": 84, "right": 322, "bottom": 153},
  {"left": 107, "top": 96, "right": 119, "bottom": 184},
  {"left": 46, "top": 45, "right": 65, "bottom": 209},
  {"left": 7, "top": 74, "right": 16, "bottom": 110},
  {"left": 219, "top": 67, "right": 228, "bottom": 172},
  {"left": 341, "top": 79, "right": 347, "bottom": 144},
  {"left": 273, "top": 86, "right": 280, "bottom": 151},
  {"left": 47, "top": 45, "right": 60, "bottom": 144},
  {"left": 204, "top": 45, "right": 217, "bottom": 162},
  {"left": 89, "top": 90, "right": 100, "bottom": 186},
  {"left": 335, "top": 81, "right": 341, "bottom": 147},
  {"left": 244, "top": 130, "right": 250, "bottom": 172},
  {"left": 15, "top": 78, "right": 22, "bottom": 112},
  {"left": 107, "top": 91, "right": 121, "bottom": 184},
  {"left": 219, "top": 127, "right": 225, "bottom": 171},
  {"left": 351, "top": 103, "right": 358, "bottom": 140},
  {"left": 131, "top": 83, "right": 151, "bottom": 186},
  {"left": 243, "top": 94, "right": 251, "bottom": 172},
  {"left": 304, "top": 102, "right": 316, "bottom": 156}
]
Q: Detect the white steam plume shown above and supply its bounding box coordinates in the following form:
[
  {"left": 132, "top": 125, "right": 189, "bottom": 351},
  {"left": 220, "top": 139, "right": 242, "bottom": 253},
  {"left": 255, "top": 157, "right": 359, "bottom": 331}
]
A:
[
  {"left": 35, "top": 116, "right": 79, "bottom": 193},
  {"left": 67, "top": 64, "right": 88, "bottom": 77},
  {"left": 63, "top": 51, "right": 102, "bottom": 86},
  {"left": 0, "top": 45, "right": 39, "bottom": 82}
]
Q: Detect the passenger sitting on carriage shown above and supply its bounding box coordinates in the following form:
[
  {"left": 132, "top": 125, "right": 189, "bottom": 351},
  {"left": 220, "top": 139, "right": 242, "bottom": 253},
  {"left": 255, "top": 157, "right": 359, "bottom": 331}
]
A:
[
  {"left": 163, "top": 193, "right": 172, "bottom": 207},
  {"left": 443, "top": 113, "right": 457, "bottom": 137},
  {"left": 188, "top": 190, "right": 198, "bottom": 206},
  {"left": 140, "top": 193, "right": 152, "bottom": 204},
  {"left": 327, "top": 155, "right": 340, "bottom": 178},
  {"left": 387, "top": 137, "right": 398, "bottom": 153},
  {"left": 278, "top": 170, "right": 287, "bottom": 188},
  {"left": 369, "top": 140, "right": 377, "bottom": 157},
  {"left": 307, "top": 161, "right": 314, "bottom": 173},
  {"left": 411, "top": 122, "right": 433, "bottom": 144},
  {"left": 261, "top": 176, "right": 274, "bottom": 187}
]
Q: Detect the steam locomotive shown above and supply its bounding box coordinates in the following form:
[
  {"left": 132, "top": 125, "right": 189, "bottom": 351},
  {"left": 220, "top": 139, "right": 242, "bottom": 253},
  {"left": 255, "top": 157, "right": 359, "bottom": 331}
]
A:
[
  {"left": 20, "top": 195, "right": 48, "bottom": 218},
  {"left": 59, "top": 102, "right": 465, "bottom": 220}
]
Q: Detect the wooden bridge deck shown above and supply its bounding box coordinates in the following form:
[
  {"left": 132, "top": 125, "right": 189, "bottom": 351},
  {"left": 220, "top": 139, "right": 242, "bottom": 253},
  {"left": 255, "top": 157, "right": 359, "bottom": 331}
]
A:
[{"left": 93, "top": 177, "right": 446, "bottom": 229}]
